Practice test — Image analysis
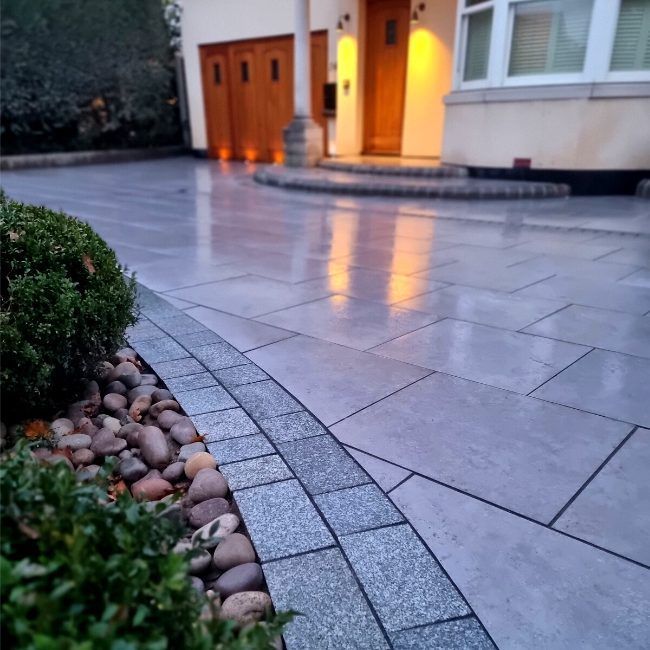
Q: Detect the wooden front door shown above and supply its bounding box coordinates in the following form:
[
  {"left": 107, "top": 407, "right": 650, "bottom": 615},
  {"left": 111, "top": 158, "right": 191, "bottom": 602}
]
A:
[
  {"left": 200, "top": 32, "right": 328, "bottom": 163},
  {"left": 364, "top": 0, "right": 410, "bottom": 154}
]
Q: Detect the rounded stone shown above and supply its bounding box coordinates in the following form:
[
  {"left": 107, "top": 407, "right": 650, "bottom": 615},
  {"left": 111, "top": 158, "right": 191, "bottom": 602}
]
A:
[
  {"left": 118, "top": 449, "right": 132, "bottom": 460},
  {"left": 102, "top": 416, "right": 121, "bottom": 434},
  {"left": 114, "top": 408, "right": 132, "bottom": 425},
  {"left": 119, "top": 456, "right": 149, "bottom": 483},
  {"left": 110, "top": 361, "right": 139, "bottom": 383},
  {"left": 192, "top": 513, "right": 240, "bottom": 548},
  {"left": 57, "top": 433, "right": 92, "bottom": 451},
  {"left": 220, "top": 591, "right": 272, "bottom": 626},
  {"left": 103, "top": 393, "right": 127, "bottom": 412},
  {"left": 76, "top": 417, "right": 98, "bottom": 436},
  {"left": 131, "top": 477, "right": 174, "bottom": 501},
  {"left": 214, "top": 563, "right": 263, "bottom": 600},
  {"left": 184, "top": 452, "right": 216, "bottom": 479},
  {"left": 105, "top": 381, "right": 127, "bottom": 396},
  {"left": 150, "top": 399, "right": 180, "bottom": 418},
  {"left": 90, "top": 429, "right": 127, "bottom": 457},
  {"left": 128, "top": 395, "right": 151, "bottom": 422},
  {"left": 190, "top": 576, "right": 205, "bottom": 593},
  {"left": 50, "top": 418, "right": 74, "bottom": 439},
  {"left": 188, "top": 497, "right": 230, "bottom": 529},
  {"left": 76, "top": 464, "right": 100, "bottom": 481},
  {"left": 170, "top": 417, "right": 197, "bottom": 445},
  {"left": 96, "top": 361, "right": 114, "bottom": 382},
  {"left": 113, "top": 347, "right": 137, "bottom": 364},
  {"left": 189, "top": 549, "right": 212, "bottom": 575},
  {"left": 188, "top": 468, "right": 228, "bottom": 503},
  {"left": 161, "top": 461, "right": 186, "bottom": 483},
  {"left": 152, "top": 388, "right": 174, "bottom": 403},
  {"left": 157, "top": 410, "right": 184, "bottom": 430},
  {"left": 213, "top": 533, "right": 255, "bottom": 571},
  {"left": 121, "top": 372, "right": 141, "bottom": 389},
  {"left": 179, "top": 442, "right": 207, "bottom": 462},
  {"left": 138, "top": 426, "right": 170, "bottom": 468},
  {"left": 140, "top": 374, "right": 158, "bottom": 386},
  {"left": 71, "top": 448, "right": 95, "bottom": 467},
  {"left": 127, "top": 384, "right": 157, "bottom": 403},
  {"left": 118, "top": 422, "right": 142, "bottom": 440}
]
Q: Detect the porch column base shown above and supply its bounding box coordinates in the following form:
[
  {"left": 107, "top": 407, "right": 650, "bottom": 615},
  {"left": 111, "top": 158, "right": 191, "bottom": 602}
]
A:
[{"left": 283, "top": 117, "right": 323, "bottom": 167}]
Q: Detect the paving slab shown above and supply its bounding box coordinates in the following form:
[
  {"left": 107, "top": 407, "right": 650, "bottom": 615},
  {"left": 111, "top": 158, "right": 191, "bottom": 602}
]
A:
[
  {"left": 372, "top": 319, "right": 590, "bottom": 394},
  {"left": 230, "top": 380, "right": 302, "bottom": 419},
  {"left": 206, "top": 433, "right": 275, "bottom": 465},
  {"left": 188, "top": 341, "right": 251, "bottom": 371},
  {"left": 532, "top": 348, "right": 650, "bottom": 426},
  {"left": 333, "top": 372, "right": 632, "bottom": 521},
  {"left": 126, "top": 319, "right": 166, "bottom": 343},
  {"left": 173, "top": 329, "right": 224, "bottom": 348},
  {"left": 153, "top": 313, "right": 208, "bottom": 336},
  {"left": 163, "top": 371, "right": 218, "bottom": 393},
  {"left": 133, "top": 336, "right": 187, "bottom": 363},
  {"left": 173, "top": 385, "right": 237, "bottom": 416},
  {"left": 340, "top": 524, "right": 469, "bottom": 632},
  {"left": 150, "top": 356, "right": 204, "bottom": 379},
  {"left": 220, "top": 454, "right": 293, "bottom": 490},
  {"left": 346, "top": 447, "right": 412, "bottom": 492},
  {"left": 392, "top": 475, "right": 650, "bottom": 649},
  {"left": 553, "top": 427, "right": 650, "bottom": 565},
  {"left": 260, "top": 410, "right": 328, "bottom": 444},
  {"left": 390, "top": 618, "right": 494, "bottom": 650},
  {"left": 234, "top": 479, "right": 334, "bottom": 562},
  {"left": 247, "top": 334, "right": 429, "bottom": 426},
  {"left": 211, "top": 364, "right": 269, "bottom": 387},
  {"left": 264, "top": 548, "right": 390, "bottom": 650},
  {"left": 192, "top": 408, "right": 260, "bottom": 441}
]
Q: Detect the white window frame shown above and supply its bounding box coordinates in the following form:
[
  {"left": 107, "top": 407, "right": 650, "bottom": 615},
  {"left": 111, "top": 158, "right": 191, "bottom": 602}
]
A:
[{"left": 453, "top": 0, "right": 650, "bottom": 91}]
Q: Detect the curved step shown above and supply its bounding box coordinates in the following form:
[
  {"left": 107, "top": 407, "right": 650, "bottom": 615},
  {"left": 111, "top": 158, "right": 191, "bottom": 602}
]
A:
[
  {"left": 255, "top": 166, "right": 570, "bottom": 200},
  {"left": 319, "top": 158, "right": 468, "bottom": 178}
]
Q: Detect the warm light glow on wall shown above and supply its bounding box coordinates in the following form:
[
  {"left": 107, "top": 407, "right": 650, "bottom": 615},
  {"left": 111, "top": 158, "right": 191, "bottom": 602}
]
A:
[
  {"left": 408, "top": 28, "right": 436, "bottom": 82},
  {"left": 218, "top": 147, "right": 232, "bottom": 160},
  {"left": 244, "top": 148, "right": 259, "bottom": 162},
  {"left": 272, "top": 151, "right": 284, "bottom": 164}
]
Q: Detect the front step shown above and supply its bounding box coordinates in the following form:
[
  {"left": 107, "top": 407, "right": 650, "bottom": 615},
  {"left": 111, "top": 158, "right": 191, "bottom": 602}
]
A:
[
  {"left": 319, "top": 158, "right": 468, "bottom": 178},
  {"left": 254, "top": 166, "right": 570, "bottom": 200}
]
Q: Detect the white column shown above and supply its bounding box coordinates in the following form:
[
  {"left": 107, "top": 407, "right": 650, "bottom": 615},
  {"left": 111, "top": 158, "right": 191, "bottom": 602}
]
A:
[{"left": 294, "top": 0, "right": 312, "bottom": 118}]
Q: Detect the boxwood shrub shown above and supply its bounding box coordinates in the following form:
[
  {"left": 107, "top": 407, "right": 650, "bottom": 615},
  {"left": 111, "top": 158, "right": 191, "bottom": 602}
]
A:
[
  {"left": 0, "top": 194, "right": 137, "bottom": 421},
  {"left": 0, "top": 444, "right": 290, "bottom": 648}
]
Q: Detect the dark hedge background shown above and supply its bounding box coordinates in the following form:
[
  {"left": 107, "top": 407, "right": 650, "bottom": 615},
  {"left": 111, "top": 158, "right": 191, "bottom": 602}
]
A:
[{"left": 1, "top": 0, "right": 181, "bottom": 154}]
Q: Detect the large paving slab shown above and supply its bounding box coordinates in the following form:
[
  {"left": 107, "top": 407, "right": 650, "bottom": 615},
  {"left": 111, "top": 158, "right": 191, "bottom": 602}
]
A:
[
  {"left": 333, "top": 373, "right": 632, "bottom": 522},
  {"left": 246, "top": 334, "right": 430, "bottom": 425},
  {"left": 392, "top": 476, "right": 650, "bottom": 649}
]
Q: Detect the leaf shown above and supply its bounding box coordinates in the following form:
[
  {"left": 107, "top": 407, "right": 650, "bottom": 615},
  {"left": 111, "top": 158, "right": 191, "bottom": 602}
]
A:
[
  {"left": 82, "top": 254, "right": 96, "bottom": 274},
  {"left": 23, "top": 419, "right": 51, "bottom": 440}
]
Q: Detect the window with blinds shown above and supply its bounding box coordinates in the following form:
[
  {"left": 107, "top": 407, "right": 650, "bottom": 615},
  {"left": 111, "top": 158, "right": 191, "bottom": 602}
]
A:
[
  {"left": 610, "top": 0, "right": 650, "bottom": 71},
  {"left": 508, "top": 0, "right": 594, "bottom": 76},
  {"left": 463, "top": 9, "right": 493, "bottom": 81}
]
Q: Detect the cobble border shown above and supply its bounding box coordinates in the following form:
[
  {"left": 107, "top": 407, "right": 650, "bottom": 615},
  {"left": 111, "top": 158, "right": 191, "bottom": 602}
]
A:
[{"left": 129, "top": 285, "right": 497, "bottom": 650}]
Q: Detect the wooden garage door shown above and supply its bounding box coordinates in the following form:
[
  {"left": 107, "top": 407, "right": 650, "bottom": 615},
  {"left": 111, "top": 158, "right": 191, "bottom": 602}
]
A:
[{"left": 200, "top": 32, "right": 327, "bottom": 163}]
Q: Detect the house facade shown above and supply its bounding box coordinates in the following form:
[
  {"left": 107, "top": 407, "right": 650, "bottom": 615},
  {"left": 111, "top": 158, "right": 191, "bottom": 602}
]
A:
[{"left": 182, "top": 0, "right": 650, "bottom": 188}]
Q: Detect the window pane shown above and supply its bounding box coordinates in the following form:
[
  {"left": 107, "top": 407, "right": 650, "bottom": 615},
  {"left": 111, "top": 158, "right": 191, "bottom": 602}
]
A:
[
  {"left": 508, "top": 0, "right": 593, "bottom": 76},
  {"left": 611, "top": 0, "right": 650, "bottom": 71},
  {"left": 464, "top": 9, "right": 493, "bottom": 81}
]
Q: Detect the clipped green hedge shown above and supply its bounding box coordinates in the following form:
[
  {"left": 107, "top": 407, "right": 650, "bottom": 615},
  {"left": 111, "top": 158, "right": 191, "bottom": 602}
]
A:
[
  {"left": 1, "top": 0, "right": 181, "bottom": 154},
  {"left": 0, "top": 194, "right": 137, "bottom": 421},
  {"left": 0, "top": 444, "right": 289, "bottom": 648}
]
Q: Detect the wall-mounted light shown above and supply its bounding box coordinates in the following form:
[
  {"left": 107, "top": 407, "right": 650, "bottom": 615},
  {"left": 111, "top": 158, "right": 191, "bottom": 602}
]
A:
[
  {"left": 411, "top": 3, "right": 425, "bottom": 24},
  {"left": 337, "top": 13, "right": 350, "bottom": 33}
]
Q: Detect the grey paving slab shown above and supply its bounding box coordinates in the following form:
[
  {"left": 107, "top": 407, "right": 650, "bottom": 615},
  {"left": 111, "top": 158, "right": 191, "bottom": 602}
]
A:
[
  {"left": 220, "top": 454, "right": 293, "bottom": 490},
  {"left": 206, "top": 433, "right": 275, "bottom": 465},
  {"left": 173, "top": 385, "right": 237, "bottom": 416},
  {"left": 508, "top": 254, "right": 640, "bottom": 281},
  {"left": 168, "top": 275, "right": 333, "bottom": 318},
  {"left": 133, "top": 336, "right": 188, "bottom": 363},
  {"left": 532, "top": 348, "right": 650, "bottom": 426},
  {"left": 211, "top": 364, "right": 269, "bottom": 388},
  {"left": 134, "top": 258, "right": 245, "bottom": 292},
  {"left": 247, "top": 335, "right": 430, "bottom": 426},
  {"left": 260, "top": 410, "right": 328, "bottom": 444},
  {"left": 516, "top": 275, "right": 650, "bottom": 315},
  {"left": 510, "top": 239, "right": 623, "bottom": 260},
  {"left": 278, "top": 435, "right": 371, "bottom": 495},
  {"left": 126, "top": 319, "right": 166, "bottom": 343},
  {"left": 395, "top": 284, "right": 567, "bottom": 331},
  {"left": 188, "top": 341, "right": 250, "bottom": 371},
  {"left": 392, "top": 475, "right": 650, "bottom": 649},
  {"left": 230, "top": 380, "right": 302, "bottom": 419},
  {"left": 373, "top": 319, "right": 590, "bottom": 394},
  {"left": 173, "top": 329, "right": 224, "bottom": 348},
  {"left": 598, "top": 247, "right": 650, "bottom": 267},
  {"left": 620, "top": 268, "right": 650, "bottom": 288},
  {"left": 153, "top": 313, "right": 207, "bottom": 336},
  {"left": 150, "top": 356, "right": 204, "bottom": 379},
  {"left": 192, "top": 408, "right": 259, "bottom": 441},
  {"left": 333, "top": 373, "right": 632, "bottom": 521},
  {"left": 257, "top": 294, "right": 437, "bottom": 351},
  {"left": 263, "top": 548, "right": 389, "bottom": 650},
  {"left": 346, "top": 447, "right": 412, "bottom": 492},
  {"left": 315, "top": 484, "right": 404, "bottom": 535},
  {"left": 553, "top": 428, "right": 650, "bottom": 565},
  {"left": 163, "top": 371, "right": 218, "bottom": 393},
  {"left": 524, "top": 304, "right": 650, "bottom": 358},
  {"left": 340, "top": 524, "right": 469, "bottom": 632},
  {"left": 185, "top": 305, "right": 297, "bottom": 352},
  {"left": 234, "top": 479, "right": 334, "bottom": 562},
  {"left": 158, "top": 294, "right": 196, "bottom": 310},
  {"left": 390, "top": 618, "right": 494, "bottom": 650}
]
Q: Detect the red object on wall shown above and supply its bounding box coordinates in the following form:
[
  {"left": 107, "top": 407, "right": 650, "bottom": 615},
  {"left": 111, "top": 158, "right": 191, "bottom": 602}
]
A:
[{"left": 513, "top": 157, "right": 532, "bottom": 168}]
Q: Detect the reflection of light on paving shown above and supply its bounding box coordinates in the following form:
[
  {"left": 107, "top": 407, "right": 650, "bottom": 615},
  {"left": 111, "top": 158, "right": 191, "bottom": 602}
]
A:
[{"left": 327, "top": 211, "right": 358, "bottom": 294}]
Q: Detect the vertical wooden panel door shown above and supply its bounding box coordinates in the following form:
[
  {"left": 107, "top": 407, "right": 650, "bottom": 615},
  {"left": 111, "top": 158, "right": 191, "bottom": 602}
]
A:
[
  {"left": 259, "top": 39, "right": 293, "bottom": 163},
  {"left": 200, "top": 46, "right": 233, "bottom": 159},
  {"left": 229, "top": 45, "right": 265, "bottom": 161},
  {"left": 364, "top": 0, "right": 410, "bottom": 154}
]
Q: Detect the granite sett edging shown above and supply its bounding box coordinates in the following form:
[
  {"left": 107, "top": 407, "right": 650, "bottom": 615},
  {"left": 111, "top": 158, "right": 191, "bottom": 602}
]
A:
[{"left": 129, "top": 285, "right": 497, "bottom": 650}]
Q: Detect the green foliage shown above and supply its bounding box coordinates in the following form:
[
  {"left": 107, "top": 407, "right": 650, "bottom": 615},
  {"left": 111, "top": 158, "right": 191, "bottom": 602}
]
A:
[
  {"left": 0, "top": 194, "right": 137, "bottom": 421},
  {"left": 0, "top": 443, "right": 291, "bottom": 649},
  {"left": 1, "top": 0, "right": 181, "bottom": 154}
]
